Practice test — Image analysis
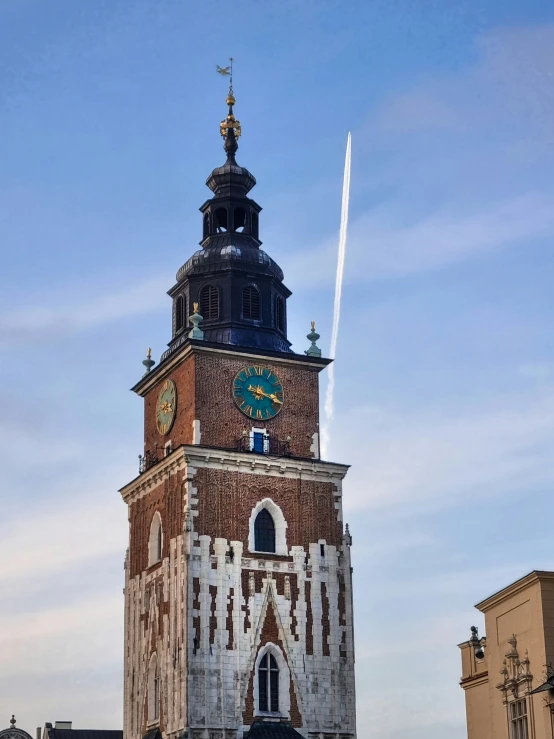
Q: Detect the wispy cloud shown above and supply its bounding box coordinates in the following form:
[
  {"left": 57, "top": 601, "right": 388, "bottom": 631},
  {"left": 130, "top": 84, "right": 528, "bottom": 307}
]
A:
[
  {"left": 337, "top": 390, "right": 554, "bottom": 513},
  {"left": 290, "top": 192, "right": 554, "bottom": 286},
  {"left": 0, "top": 275, "right": 169, "bottom": 343}
]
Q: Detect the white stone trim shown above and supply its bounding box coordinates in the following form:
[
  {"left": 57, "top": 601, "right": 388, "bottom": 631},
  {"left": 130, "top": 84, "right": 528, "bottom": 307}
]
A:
[
  {"left": 147, "top": 651, "right": 159, "bottom": 723},
  {"left": 249, "top": 498, "right": 288, "bottom": 556},
  {"left": 253, "top": 642, "right": 291, "bottom": 719},
  {"left": 148, "top": 511, "right": 163, "bottom": 566},
  {"left": 192, "top": 419, "right": 201, "bottom": 445}
]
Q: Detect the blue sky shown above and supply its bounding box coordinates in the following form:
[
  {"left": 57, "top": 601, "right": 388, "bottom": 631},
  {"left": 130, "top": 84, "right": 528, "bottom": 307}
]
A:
[{"left": 1, "top": 1, "right": 554, "bottom": 737}]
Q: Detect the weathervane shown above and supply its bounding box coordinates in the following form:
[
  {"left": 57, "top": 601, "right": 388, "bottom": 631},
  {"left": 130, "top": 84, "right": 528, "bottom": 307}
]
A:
[{"left": 216, "top": 56, "right": 234, "bottom": 97}]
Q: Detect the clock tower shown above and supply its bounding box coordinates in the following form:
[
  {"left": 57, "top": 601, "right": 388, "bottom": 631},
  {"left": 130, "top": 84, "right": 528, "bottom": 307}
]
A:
[{"left": 120, "top": 88, "right": 356, "bottom": 739}]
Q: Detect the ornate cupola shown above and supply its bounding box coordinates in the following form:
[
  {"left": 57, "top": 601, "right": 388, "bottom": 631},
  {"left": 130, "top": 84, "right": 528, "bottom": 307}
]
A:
[{"left": 163, "top": 82, "right": 292, "bottom": 361}]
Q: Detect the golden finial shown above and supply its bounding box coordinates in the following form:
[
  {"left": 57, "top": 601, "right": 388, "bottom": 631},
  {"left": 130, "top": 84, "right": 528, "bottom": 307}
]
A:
[
  {"left": 311, "top": 321, "right": 316, "bottom": 332},
  {"left": 146, "top": 347, "right": 152, "bottom": 359},
  {"left": 217, "top": 57, "right": 241, "bottom": 140},
  {"left": 193, "top": 302, "right": 199, "bottom": 314}
]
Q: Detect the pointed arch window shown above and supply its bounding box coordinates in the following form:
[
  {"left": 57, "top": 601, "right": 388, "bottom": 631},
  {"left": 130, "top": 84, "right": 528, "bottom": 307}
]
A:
[
  {"left": 148, "top": 512, "right": 163, "bottom": 566},
  {"left": 275, "top": 296, "right": 285, "bottom": 332},
  {"left": 175, "top": 295, "right": 186, "bottom": 333},
  {"left": 148, "top": 653, "right": 160, "bottom": 722},
  {"left": 258, "top": 652, "right": 279, "bottom": 713},
  {"left": 200, "top": 285, "right": 219, "bottom": 320},
  {"left": 243, "top": 286, "right": 261, "bottom": 320},
  {"left": 254, "top": 508, "right": 275, "bottom": 553}
]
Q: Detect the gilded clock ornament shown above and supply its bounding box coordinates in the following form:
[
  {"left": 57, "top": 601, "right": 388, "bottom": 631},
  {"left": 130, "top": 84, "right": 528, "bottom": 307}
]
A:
[
  {"left": 156, "top": 379, "right": 177, "bottom": 435},
  {"left": 232, "top": 366, "right": 284, "bottom": 420}
]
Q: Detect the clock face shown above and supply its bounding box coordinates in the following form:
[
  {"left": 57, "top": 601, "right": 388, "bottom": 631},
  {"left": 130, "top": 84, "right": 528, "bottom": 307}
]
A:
[
  {"left": 232, "top": 365, "right": 284, "bottom": 421},
  {"left": 156, "top": 379, "right": 177, "bottom": 435}
]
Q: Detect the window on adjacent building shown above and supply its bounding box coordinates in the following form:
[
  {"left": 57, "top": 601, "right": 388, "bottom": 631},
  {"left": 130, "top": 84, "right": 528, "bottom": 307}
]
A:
[
  {"left": 243, "top": 286, "right": 261, "bottom": 320},
  {"left": 509, "top": 699, "right": 529, "bottom": 739},
  {"left": 254, "top": 508, "right": 275, "bottom": 553},
  {"left": 258, "top": 652, "right": 279, "bottom": 713},
  {"left": 200, "top": 285, "right": 219, "bottom": 320}
]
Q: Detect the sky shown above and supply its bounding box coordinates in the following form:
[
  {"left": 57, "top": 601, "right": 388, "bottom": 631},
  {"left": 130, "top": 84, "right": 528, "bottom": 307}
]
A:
[{"left": 1, "top": 0, "right": 554, "bottom": 737}]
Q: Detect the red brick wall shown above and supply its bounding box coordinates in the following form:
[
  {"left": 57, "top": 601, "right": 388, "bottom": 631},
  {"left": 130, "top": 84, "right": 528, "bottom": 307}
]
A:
[
  {"left": 128, "top": 473, "right": 185, "bottom": 578},
  {"left": 143, "top": 349, "right": 321, "bottom": 458},
  {"left": 194, "top": 468, "right": 342, "bottom": 550}
]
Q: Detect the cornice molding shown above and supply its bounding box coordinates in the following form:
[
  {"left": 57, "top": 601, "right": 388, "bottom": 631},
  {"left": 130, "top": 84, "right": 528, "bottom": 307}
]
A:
[
  {"left": 120, "top": 445, "right": 349, "bottom": 505},
  {"left": 475, "top": 571, "right": 554, "bottom": 612}
]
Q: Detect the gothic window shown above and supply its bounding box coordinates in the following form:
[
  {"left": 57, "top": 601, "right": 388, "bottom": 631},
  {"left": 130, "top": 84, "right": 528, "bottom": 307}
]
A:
[
  {"left": 275, "top": 296, "right": 285, "bottom": 332},
  {"left": 243, "top": 286, "right": 261, "bottom": 320},
  {"left": 148, "top": 653, "right": 160, "bottom": 722},
  {"left": 258, "top": 652, "right": 279, "bottom": 713},
  {"left": 233, "top": 207, "right": 246, "bottom": 232},
  {"left": 254, "top": 508, "right": 275, "bottom": 553},
  {"left": 200, "top": 285, "right": 219, "bottom": 320},
  {"left": 175, "top": 295, "right": 186, "bottom": 332},
  {"left": 252, "top": 212, "right": 259, "bottom": 240},
  {"left": 148, "top": 512, "right": 163, "bottom": 566},
  {"left": 509, "top": 700, "right": 528, "bottom": 739},
  {"left": 203, "top": 213, "right": 210, "bottom": 239},
  {"left": 215, "top": 207, "right": 228, "bottom": 232}
]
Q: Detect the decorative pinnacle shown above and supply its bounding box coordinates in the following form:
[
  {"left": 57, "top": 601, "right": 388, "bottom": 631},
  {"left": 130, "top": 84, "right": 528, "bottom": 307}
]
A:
[
  {"left": 189, "top": 304, "right": 204, "bottom": 340},
  {"left": 305, "top": 321, "right": 322, "bottom": 358},
  {"left": 10, "top": 717, "right": 16, "bottom": 728},
  {"left": 142, "top": 347, "right": 155, "bottom": 376}
]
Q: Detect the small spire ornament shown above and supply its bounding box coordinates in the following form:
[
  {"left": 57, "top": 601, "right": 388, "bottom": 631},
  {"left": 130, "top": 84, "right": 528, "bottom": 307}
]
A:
[
  {"left": 305, "top": 321, "right": 322, "bottom": 357},
  {"left": 189, "top": 302, "right": 204, "bottom": 340},
  {"left": 10, "top": 717, "right": 16, "bottom": 729},
  {"left": 142, "top": 347, "right": 155, "bottom": 376}
]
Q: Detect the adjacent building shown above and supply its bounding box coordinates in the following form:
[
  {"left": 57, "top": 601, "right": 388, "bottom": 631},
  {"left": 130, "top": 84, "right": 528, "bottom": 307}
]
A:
[{"left": 459, "top": 570, "right": 554, "bottom": 739}]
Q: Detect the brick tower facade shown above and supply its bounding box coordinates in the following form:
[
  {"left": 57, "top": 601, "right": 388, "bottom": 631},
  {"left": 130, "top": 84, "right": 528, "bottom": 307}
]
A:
[{"left": 120, "top": 85, "right": 356, "bottom": 739}]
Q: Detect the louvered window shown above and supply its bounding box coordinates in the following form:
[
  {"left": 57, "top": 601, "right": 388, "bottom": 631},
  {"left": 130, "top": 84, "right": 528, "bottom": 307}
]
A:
[
  {"left": 200, "top": 285, "right": 219, "bottom": 320},
  {"left": 243, "top": 286, "right": 260, "bottom": 320},
  {"left": 275, "top": 296, "right": 285, "bottom": 332},
  {"left": 258, "top": 653, "right": 279, "bottom": 713},
  {"left": 175, "top": 295, "right": 186, "bottom": 332},
  {"left": 254, "top": 508, "right": 275, "bottom": 553}
]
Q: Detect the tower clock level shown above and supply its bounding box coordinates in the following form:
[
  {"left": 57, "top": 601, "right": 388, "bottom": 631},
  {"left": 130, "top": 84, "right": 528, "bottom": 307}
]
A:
[{"left": 120, "top": 88, "right": 356, "bottom": 739}]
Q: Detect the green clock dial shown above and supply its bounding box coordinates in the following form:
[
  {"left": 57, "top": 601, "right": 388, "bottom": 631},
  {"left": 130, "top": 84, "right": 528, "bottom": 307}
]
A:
[
  {"left": 232, "top": 365, "right": 284, "bottom": 421},
  {"left": 156, "top": 379, "right": 177, "bottom": 435}
]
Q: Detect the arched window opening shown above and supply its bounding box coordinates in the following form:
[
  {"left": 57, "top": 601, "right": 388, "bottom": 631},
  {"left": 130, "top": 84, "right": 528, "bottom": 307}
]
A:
[
  {"left": 200, "top": 285, "right": 219, "bottom": 320},
  {"left": 252, "top": 212, "right": 259, "bottom": 240},
  {"left": 243, "top": 286, "right": 261, "bottom": 320},
  {"left": 233, "top": 207, "right": 246, "bottom": 233},
  {"left": 275, "top": 296, "right": 285, "bottom": 332},
  {"left": 148, "top": 512, "right": 163, "bottom": 566},
  {"left": 258, "top": 652, "right": 279, "bottom": 713},
  {"left": 175, "top": 295, "right": 186, "bottom": 332},
  {"left": 148, "top": 653, "right": 160, "bottom": 722},
  {"left": 215, "top": 208, "right": 228, "bottom": 232},
  {"left": 203, "top": 213, "right": 210, "bottom": 239},
  {"left": 254, "top": 508, "right": 275, "bottom": 553}
]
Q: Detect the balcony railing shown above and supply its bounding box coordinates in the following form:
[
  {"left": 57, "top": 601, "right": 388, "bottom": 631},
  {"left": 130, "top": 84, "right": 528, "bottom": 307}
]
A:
[
  {"left": 138, "top": 433, "right": 291, "bottom": 474},
  {"left": 236, "top": 433, "right": 291, "bottom": 457}
]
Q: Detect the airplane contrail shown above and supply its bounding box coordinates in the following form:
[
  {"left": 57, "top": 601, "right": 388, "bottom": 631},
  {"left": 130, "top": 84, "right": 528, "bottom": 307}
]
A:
[{"left": 321, "top": 132, "right": 351, "bottom": 458}]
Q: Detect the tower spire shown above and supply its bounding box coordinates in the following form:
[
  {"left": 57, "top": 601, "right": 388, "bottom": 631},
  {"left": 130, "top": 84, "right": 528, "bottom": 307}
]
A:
[{"left": 217, "top": 57, "right": 241, "bottom": 163}]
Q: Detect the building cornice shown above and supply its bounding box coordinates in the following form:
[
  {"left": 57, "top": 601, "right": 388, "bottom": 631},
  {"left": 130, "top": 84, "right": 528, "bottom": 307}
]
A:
[
  {"left": 460, "top": 671, "right": 489, "bottom": 690},
  {"left": 475, "top": 570, "right": 554, "bottom": 612},
  {"left": 119, "top": 444, "right": 350, "bottom": 504},
  {"left": 131, "top": 341, "right": 331, "bottom": 397}
]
